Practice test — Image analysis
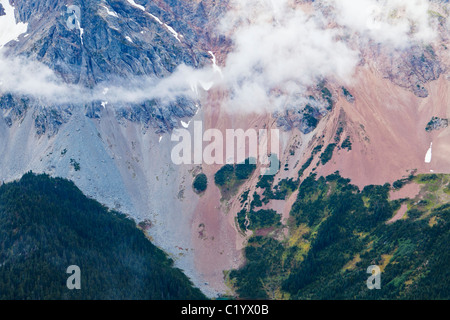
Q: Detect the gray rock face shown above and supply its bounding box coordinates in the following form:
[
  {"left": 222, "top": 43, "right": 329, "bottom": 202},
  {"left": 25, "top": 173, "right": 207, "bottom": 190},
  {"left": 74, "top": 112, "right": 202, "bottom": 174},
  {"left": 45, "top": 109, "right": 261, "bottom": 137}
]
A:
[
  {"left": 115, "top": 96, "right": 199, "bottom": 133},
  {"left": 276, "top": 109, "right": 320, "bottom": 135},
  {"left": 10, "top": 0, "right": 209, "bottom": 84},
  {"left": 275, "top": 98, "right": 330, "bottom": 134},
  {"left": 426, "top": 116, "right": 449, "bottom": 132},
  {"left": 0, "top": 3, "right": 5, "bottom": 16},
  {"left": 1, "top": 0, "right": 226, "bottom": 135},
  {"left": 140, "top": 0, "right": 231, "bottom": 49},
  {"left": 341, "top": 87, "right": 355, "bottom": 104},
  {"left": 0, "top": 94, "right": 30, "bottom": 127},
  {"left": 34, "top": 105, "right": 74, "bottom": 136},
  {"left": 275, "top": 83, "right": 335, "bottom": 134},
  {"left": 380, "top": 46, "right": 445, "bottom": 98}
]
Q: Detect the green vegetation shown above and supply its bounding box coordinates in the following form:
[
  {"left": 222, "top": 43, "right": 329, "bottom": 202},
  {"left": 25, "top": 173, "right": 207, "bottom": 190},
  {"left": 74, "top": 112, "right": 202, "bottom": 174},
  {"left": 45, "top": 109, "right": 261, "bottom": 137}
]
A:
[
  {"left": 0, "top": 172, "right": 206, "bottom": 300},
  {"left": 299, "top": 145, "right": 322, "bottom": 177},
  {"left": 254, "top": 175, "right": 298, "bottom": 205},
  {"left": 335, "top": 126, "right": 344, "bottom": 143},
  {"left": 342, "top": 87, "right": 354, "bottom": 102},
  {"left": 250, "top": 192, "right": 263, "bottom": 210},
  {"left": 237, "top": 209, "right": 248, "bottom": 233},
  {"left": 229, "top": 172, "right": 450, "bottom": 300},
  {"left": 272, "top": 178, "right": 299, "bottom": 200},
  {"left": 240, "top": 189, "right": 250, "bottom": 204},
  {"left": 341, "top": 137, "right": 352, "bottom": 151},
  {"left": 412, "top": 174, "right": 450, "bottom": 211},
  {"left": 214, "top": 159, "right": 256, "bottom": 200},
  {"left": 248, "top": 209, "right": 281, "bottom": 231},
  {"left": 229, "top": 237, "right": 284, "bottom": 299},
  {"left": 70, "top": 158, "right": 80, "bottom": 171},
  {"left": 236, "top": 160, "right": 257, "bottom": 180},
  {"left": 319, "top": 143, "right": 337, "bottom": 165},
  {"left": 302, "top": 105, "right": 319, "bottom": 129},
  {"left": 256, "top": 174, "right": 274, "bottom": 190},
  {"left": 416, "top": 174, "right": 439, "bottom": 183},
  {"left": 214, "top": 164, "right": 234, "bottom": 186},
  {"left": 393, "top": 179, "right": 405, "bottom": 190},
  {"left": 256, "top": 175, "right": 275, "bottom": 204},
  {"left": 238, "top": 174, "right": 288, "bottom": 232},
  {"left": 193, "top": 173, "right": 208, "bottom": 193},
  {"left": 392, "top": 174, "right": 416, "bottom": 190}
]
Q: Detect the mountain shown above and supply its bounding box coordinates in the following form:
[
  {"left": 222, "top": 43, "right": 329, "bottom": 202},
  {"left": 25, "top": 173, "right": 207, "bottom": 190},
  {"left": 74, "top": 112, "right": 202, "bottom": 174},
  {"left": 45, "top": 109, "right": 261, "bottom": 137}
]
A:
[
  {"left": 0, "top": 0, "right": 449, "bottom": 299},
  {"left": 0, "top": 172, "right": 206, "bottom": 300},
  {"left": 228, "top": 172, "right": 450, "bottom": 299},
  {"left": 2, "top": 0, "right": 225, "bottom": 134},
  {"left": 0, "top": 0, "right": 231, "bottom": 297}
]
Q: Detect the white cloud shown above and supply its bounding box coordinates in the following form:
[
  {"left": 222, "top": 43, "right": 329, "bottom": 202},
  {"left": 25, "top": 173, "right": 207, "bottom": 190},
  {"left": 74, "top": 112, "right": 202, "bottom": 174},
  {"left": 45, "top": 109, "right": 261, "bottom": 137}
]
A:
[
  {"left": 0, "top": 53, "right": 217, "bottom": 106},
  {"left": 213, "top": 0, "right": 441, "bottom": 113},
  {"left": 0, "top": 0, "right": 442, "bottom": 115},
  {"left": 324, "top": 0, "right": 437, "bottom": 48},
  {"left": 0, "top": 54, "right": 78, "bottom": 102},
  {"left": 216, "top": 0, "right": 359, "bottom": 113}
]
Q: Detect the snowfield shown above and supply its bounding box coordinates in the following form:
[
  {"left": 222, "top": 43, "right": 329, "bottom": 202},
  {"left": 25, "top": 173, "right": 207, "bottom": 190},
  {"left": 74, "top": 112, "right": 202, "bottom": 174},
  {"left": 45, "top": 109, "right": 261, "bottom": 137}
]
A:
[{"left": 0, "top": 0, "right": 28, "bottom": 48}]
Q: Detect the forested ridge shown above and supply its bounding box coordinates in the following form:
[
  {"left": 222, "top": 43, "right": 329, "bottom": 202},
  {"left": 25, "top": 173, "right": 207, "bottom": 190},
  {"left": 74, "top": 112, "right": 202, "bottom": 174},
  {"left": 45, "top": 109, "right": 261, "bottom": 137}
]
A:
[
  {"left": 229, "top": 172, "right": 450, "bottom": 300},
  {"left": 0, "top": 172, "right": 206, "bottom": 300}
]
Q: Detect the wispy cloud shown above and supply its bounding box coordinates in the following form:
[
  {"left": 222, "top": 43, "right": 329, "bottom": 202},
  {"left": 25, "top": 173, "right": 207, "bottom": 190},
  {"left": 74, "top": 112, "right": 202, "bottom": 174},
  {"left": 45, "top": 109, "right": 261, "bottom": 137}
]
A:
[
  {"left": 216, "top": 0, "right": 360, "bottom": 113},
  {"left": 0, "top": 0, "right": 443, "bottom": 114},
  {"left": 0, "top": 53, "right": 217, "bottom": 106},
  {"left": 324, "top": 0, "right": 438, "bottom": 48}
]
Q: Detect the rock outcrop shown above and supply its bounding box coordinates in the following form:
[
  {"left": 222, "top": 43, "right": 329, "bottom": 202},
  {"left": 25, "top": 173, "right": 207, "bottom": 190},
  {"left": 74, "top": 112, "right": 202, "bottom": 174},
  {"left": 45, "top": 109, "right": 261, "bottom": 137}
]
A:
[
  {"left": 378, "top": 46, "right": 445, "bottom": 98},
  {"left": 1, "top": 0, "right": 226, "bottom": 135}
]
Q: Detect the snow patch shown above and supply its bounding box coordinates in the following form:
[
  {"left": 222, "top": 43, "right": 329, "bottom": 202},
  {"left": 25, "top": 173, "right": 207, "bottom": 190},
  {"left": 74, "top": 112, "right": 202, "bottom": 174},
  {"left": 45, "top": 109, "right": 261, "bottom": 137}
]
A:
[
  {"left": 79, "top": 27, "right": 84, "bottom": 45},
  {"left": 181, "top": 120, "right": 191, "bottom": 129},
  {"left": 199, "top": 81, "right": 213, "bottom": 91},
  {"left": 126, "top": 0, "right": 145, "bottom": 11},
  {"left": 0, "top": 0, "right": 28, "bottom": 48},
  {"left": 101, "top": 5, "right": 119, "bottom": 18},
  {"left": 425, "top": 142, "right": 432, "bottom": 163},
  {"left": 208, "top": 51, "right": 223, "bottom": 78},
  {"left": 71, "top": 9, "right": 84, "bottom": 45},
  {"left": 164, "top": 24, "right": 181, "bottom": 42},
  {"left": 125, "top": 36, "right": 133, "bottom": 43},
  {"left": 126, "top": 0, "right": 181, "bottom": 43},
  {"left": 148, "top": 13, "right": 163, "bottom": 25}
]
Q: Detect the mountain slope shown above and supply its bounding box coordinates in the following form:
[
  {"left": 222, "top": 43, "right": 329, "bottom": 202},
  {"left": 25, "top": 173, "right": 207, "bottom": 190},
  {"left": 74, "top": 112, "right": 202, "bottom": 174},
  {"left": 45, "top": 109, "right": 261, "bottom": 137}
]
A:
[
  {"left": 0, "top": 172, "right": 206, "bottom": 300},
  {"left": 228, "top": 173, "right": 450, "bottom": 300},
  {"left": 0, "top": 0, "right": 449, "bottom": 298}
]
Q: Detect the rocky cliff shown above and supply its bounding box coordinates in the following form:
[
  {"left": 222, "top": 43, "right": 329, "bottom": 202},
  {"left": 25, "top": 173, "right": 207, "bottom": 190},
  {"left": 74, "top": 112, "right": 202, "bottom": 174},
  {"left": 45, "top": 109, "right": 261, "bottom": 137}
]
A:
[{"left": 1, "top": 0, "right": 449, "bottom": 298}]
